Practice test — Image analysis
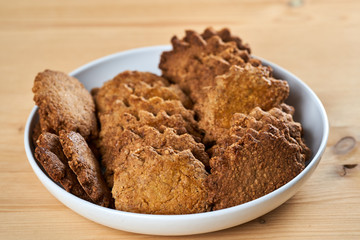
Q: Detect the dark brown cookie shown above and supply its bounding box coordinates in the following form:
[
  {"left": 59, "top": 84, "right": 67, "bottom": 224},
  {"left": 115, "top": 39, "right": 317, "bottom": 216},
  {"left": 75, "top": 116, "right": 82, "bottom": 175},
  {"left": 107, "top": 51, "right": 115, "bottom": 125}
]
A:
[
  {"left": 35, "top": 132, "right": 91, "bottom": 201},
  {"left": 59, "top": 130, "right": 112, "bottom": 207},
  {"left": 32, "top": 70, "right": 98, "bottom": 140},
  {"left": 279, "top": 103, "right": 295, "bottom": 116},
  {"left": 32, "top": 122, "right": 42, "bottom": 147},
  {"left": 206, "top": 131, "right": 304, "bottom": 211},
  {"left": 231, "top": 107, "right": 310, "bottom": 162},
  {"left": 211, "top": 105, "right": 310, "bottom": 161},
  {"left": 250, "top": 107, "right": 311, "bottom": 161}
]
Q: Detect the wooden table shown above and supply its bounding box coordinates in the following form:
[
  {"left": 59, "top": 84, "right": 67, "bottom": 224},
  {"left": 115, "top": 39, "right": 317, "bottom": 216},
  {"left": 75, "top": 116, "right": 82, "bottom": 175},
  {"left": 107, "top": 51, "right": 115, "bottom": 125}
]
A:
[{"left": 1, "top": 0, "right": 359, "bottom": 239}]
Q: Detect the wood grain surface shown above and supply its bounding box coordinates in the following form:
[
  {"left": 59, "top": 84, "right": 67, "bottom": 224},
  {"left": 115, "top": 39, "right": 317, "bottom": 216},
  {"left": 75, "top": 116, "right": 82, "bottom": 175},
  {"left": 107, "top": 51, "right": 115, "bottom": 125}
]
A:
[{"left": 1, "top": 0, "right": 359, "bottom": 239}]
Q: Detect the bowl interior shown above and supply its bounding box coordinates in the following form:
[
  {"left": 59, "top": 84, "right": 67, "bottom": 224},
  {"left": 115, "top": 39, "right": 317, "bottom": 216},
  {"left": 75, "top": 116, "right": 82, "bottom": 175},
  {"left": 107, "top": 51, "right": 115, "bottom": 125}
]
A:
[{"left": 24, "top": 45, "right": 329, "bottom": 235}]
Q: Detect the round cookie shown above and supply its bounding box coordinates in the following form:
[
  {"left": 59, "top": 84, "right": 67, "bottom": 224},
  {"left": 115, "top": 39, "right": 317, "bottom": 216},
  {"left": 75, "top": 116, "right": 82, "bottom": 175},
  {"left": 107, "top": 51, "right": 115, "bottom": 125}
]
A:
[{"left": 32, "top": 70, "right": 98, "bottom": 140}]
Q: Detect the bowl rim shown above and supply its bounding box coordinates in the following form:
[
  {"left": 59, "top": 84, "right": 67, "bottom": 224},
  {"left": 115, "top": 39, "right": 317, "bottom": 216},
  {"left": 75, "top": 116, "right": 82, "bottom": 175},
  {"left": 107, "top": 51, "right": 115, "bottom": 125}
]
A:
[{"left": 24, "top": 44, "right": 329, "bottom": 221}]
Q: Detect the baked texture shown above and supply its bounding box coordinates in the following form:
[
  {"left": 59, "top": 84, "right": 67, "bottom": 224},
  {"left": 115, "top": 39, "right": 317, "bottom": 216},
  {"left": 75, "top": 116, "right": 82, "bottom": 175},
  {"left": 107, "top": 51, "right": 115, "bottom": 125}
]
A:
[
  {"left": 31, "top": 28, "right": 312, "bottom": 214},
  {"left": 210, "top": 105, "right": 310, "bottom": 161},
  {"left": 246, "top": 106, "right": 310, "bottom": 161},
  {"left": 97, "top": 95, "right": 203, "bottom": 183},
  {"left": 98, "top": 103, "right": 202, "bottom": 177},
  {"left": 93, "top": 72, "right": 203, "bottom": 188},
  {"left": 104, "top": 125, "right": 209, "bottom": 187},
  {"left": 32, "top": 70, "right": 97, "bottom": 140},
  {"left": 196, "top": 64, "right": 289, "bottom": 143},
  {"left": 59, "top": 130, "right": 112, "bottom": 207},
  {"left": 112, "top": 146, "right": 209, "bottom": 214},
  {"left": 93, "top": 70, "right": 192, "bottom": 114},
  {"left": 206, "top": 130, "right": 305, "bottom": 211},
  {"left": 34, "top": 132, "right": 91, "bottom": 201},
  {"left": 159, "top": 28, "right": 261, "bottom": 102},
  {"left": 201, "top": 27, "right": 251, "bottom": 53}
]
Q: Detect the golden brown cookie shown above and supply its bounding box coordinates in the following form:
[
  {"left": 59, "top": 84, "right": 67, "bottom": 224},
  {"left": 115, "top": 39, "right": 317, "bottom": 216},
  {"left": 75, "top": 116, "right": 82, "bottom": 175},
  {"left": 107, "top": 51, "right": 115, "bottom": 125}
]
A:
[
  {"left": 159, "top": 29, "right": 255, "bottom": 102},
  {"left": 34, "top": 132, "right": 91, "bottom": 201},
  {"left": 195, "top": 64, "right": 289, "bottom": 143},
  {"left": 201, "top": 27, "right": 251, "bottom": 53},
  {"left": 104, "top": 125, "right": 209, "bottom": 187},
  {"left": 210, "top": 105, "right": 310, "bottom": 160},
  {"left": 206, "top": 131, "right": 304, "bottom": 211},
  {"left": 97, "top": 94, "right": 202, "bottom": 182},
  {"left": 93, "top": 71, "right": 192, "bottom": 114},
  {"left": 97, "top": 95, "right": 201, "bottom": 149},
  {"left": 112, "top": 146, "right": 209, "bottom": 214},
  {"left": 30, "top": 27, "right": 312, "bottom": 216},
  {"left": 247, "top": 107, "right": 311, "bottom": 161},
  {"left": 93, "top": 71, "right": 201, "bottom": 180},
  {"left": 59, "top": 130, "right": 112, "bottom": 207},
  {"left": 32, "top": 70, "right": 97, "bottom": 140}
]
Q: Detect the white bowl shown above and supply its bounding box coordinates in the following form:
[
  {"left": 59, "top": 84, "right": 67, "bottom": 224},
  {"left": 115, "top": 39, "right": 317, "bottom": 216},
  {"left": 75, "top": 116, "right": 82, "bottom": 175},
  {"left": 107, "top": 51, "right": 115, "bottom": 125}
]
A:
[{"left": 24, "top": 45, "right": 329, "bottom": 236}]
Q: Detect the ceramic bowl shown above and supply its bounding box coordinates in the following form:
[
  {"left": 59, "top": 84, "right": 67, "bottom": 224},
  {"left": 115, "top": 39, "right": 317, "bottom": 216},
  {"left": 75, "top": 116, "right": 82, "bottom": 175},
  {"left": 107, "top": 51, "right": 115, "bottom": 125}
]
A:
[{"left": 24, "top": 45, "right": 329, "bottom": 236}]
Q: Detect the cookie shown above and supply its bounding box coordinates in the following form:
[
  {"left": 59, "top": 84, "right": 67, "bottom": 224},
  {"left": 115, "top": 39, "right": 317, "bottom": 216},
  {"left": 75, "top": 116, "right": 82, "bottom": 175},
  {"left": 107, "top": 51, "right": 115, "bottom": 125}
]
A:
[
  {"left": 97, "top": 94, "right": 202, "bottom": 183},
  {"left": 201, "top": 27, "right": 251, "bottom": 53},
  {"left": 112, "top": 146, "right": 209, "bottom": 214},
  {"left": 159, "top": 29, "right": 255, "bottom": 102},
  {"left": 32, "top": 70, "right": 97, "bottom": 140},
  {"left": 206, "top": 131, "right": 304, "bottom": 210},
  {"left": 195, "top": 64, "right": 289, "bottom": 143},
  {"left": 59, "top": 130, "right": 112, "bottom": 207},
  {"left": 104, "top": 125, "right": 209, "bottom": 187},
  {"left": 93, "top": 71, "right": 192, "bottom": 114},
  {"left": 34, "top": 132, "right": 91, "bottom": 201}
]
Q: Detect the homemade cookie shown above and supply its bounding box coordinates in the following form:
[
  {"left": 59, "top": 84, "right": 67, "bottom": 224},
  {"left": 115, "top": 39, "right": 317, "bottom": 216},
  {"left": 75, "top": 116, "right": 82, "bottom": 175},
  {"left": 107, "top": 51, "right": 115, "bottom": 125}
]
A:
[
  {"left": 104, "top": 125, "right": 209, "bottom": 187},
  {"left": 59, "top": 130, "right": 112, "bottom": 207},
  {"left": 93, "top": 71, "right": 192, "bottom": 114},
  {"left": 97, "top": 94, "right": 202, "bottom": 184},
  {"left": 30, "top": 27, "right": 312, "bottom": 215},
  {"left": 195, "top": 64, "right": 289, "bottom": 143},
  {"left": 159, "top": 29, "right": 259, "bottom": 102},
  {"left": 32, "top": 70, "right": 97, "bottom": 140},
  {"left": 34, "top": 132, "right": 91, "bottom": 201},
  {"left": 112, "top": 146, "right": 209, "bottom": 214},
  {"left": 206, "top": 131, "right": 304, "bottom": 210},
  {"left": 201, "top": 27, "right": 251, "bottom": 53}
]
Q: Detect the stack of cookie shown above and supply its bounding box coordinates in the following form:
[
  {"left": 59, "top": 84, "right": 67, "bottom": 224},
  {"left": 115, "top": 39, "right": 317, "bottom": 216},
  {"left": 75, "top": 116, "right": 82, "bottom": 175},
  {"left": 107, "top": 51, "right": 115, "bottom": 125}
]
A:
[
  {"left": 32, "top": 27, "right": 311, "bottom": 214},
  {"left": 32, "top": 70, "right": 112, "bottom": 207},
  {"left": 92, "top": 71, "right": 209, "bottom": 214},
  {"left": 206, "top": 106, "right": 310, "bottom": 210},
  {"left": 159, "top": 27, "right": 310, "bottom": 210}
]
